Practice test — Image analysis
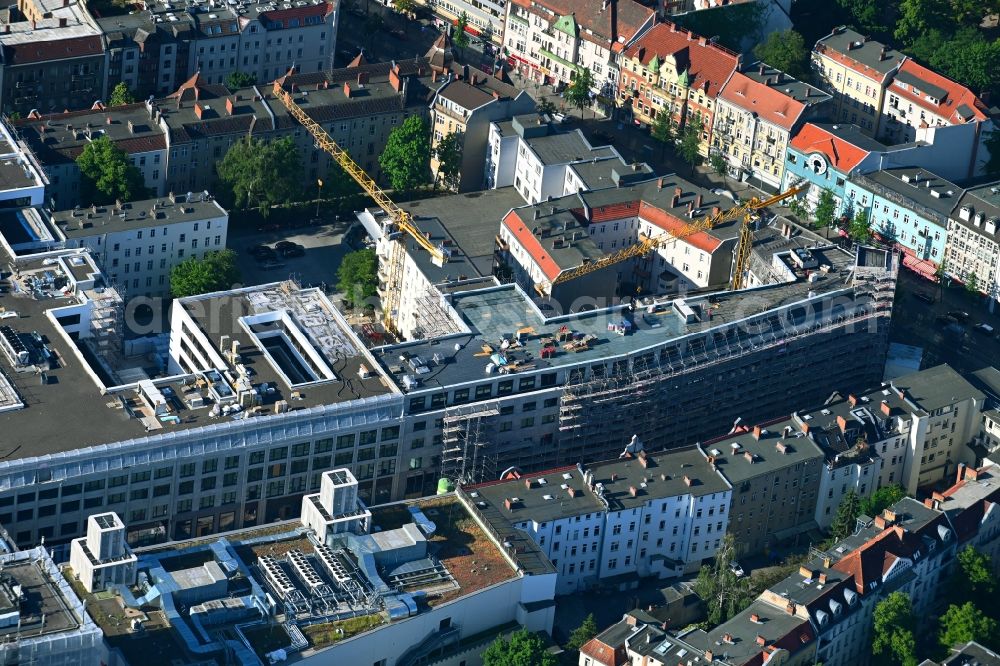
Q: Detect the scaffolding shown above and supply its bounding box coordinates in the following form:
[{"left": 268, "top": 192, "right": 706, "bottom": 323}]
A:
[
  {"left": 411, "top": 286, "right": 461, "bottom": 341},
  {"left": 441, "top": 402, "right": 500, "bottom": 486},
  {"left": 89, "top": 281, "right": 125, "bottom": 372}
]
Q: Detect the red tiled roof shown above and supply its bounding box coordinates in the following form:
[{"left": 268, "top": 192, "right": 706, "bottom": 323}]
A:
[
  {"left": 832, "top": 526, "right": 917, "bottom": 594},
  {"left": 502, "top": 210, "right": 561, "bottom": 280},
  {"left": 4, "top": 35, "right": 104, "bottom": 66},
  {"left": 744, "top": 623, "right": 816, "bottom": 666},
  {"left": 623, "top": 22, "right": 740, "bottom": 99},
  {"left": 719, "top": 72, "right": 806, "bottom": 131},
  {"left": 890, "top": 59, "right": 988, "bottom": 125},
  {"left": 510, "top": 0, "right": 653, "bottom": 44},
  {"left": 579, "top": 637, "right": 624, "bottom": 666},
  {"left": 587, "top": 200, "right": 641, "bottom": 222},
  {"left": 638, "top": 201, "right": 722, "bottom": 253},
  {"left": 259, "top": 1, "right": 334, "bottom": 26},
  {"left": 789, "top": 123, "right": 870, "bottom": 172}
]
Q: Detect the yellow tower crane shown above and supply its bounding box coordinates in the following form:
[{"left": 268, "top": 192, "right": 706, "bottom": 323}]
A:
[
  {"left": 537, "top": 185, "right": 803, "bottom": 295},
  {"left": 272, "top": 80, "right": 447, "bottom": 338}
]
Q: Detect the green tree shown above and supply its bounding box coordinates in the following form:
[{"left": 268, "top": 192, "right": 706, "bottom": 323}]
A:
[
  {"left": 216, "top": 137, "right": 303, "bottom": 216},
  {"left": 566, "top": 614, "right": 598, "bottom": 651},
  {"left": 850, "top": 208, "right": 872, "bottom": 243},
  {"left": 225, "top": 71, "right": 257, "bottom": 89},
  {"left": 379, "top": 115, "right": 431, "bottom": 192},
  {"left": 830, "top": 490, "right": 860, "bottom": 540},
  {"left": 949, "top": 546, "right": 996, "bottom": 614},
  {"left": 909, "top": 28, "right": 1000, "bottom": 98},
  {"left": 76, "top": 135, "right": 148, "bottom": 205},
  {"left": 939, "top": 602, "right": 998, "bottom": 652},
  {"left": 950, "top": 0, "right": 1000, "bottom": 27},
  {"left": 109, "top": 82, "right": 135, "bottom": 107},
  {"left": 873, "top": 592, "right": 918, "bottom": 666},
  {"left": 482, "top": 629, "right": 557, "bottom": 666},
  {"left": 336, "top": 248, "right": 378, "bottom": 308},
  {"left": 753, "top": 30, "right": 809, "bottom": 79},
  {"left": 6, "top": 111, "right": 20, "bottom": 121},
  {"left": 169, "top": 249, "right": 241, "bottom": 298},
  {"left": 651, "top": 110, "right": 675, "bottom": 159},
  {"left": 834, "top": 0, "right": 887, "bottom": 34},
  {"left": 393, "top": 0, "right": 414, "bottom": 13},
  {"left": 434, "top": 131, "right": 463, "bottom": 191},
  {"left": 709, "top": 151, "right": 728, "bottom": 185},
  {"left": 537, "top": 98, "right": 557, "bottom": 117},
  {"left": 966, "top": 271, "right": 980, "bottom": 295},
  {"left": 566, "top": 68, "right": 595, "bottom": 117},
  {"left": 894, "top": 0, "right": 954, "bottom": 45},
  {"left": 678, "top": 117, "right": 704, "bottom": 175},
  {"left": 814, "top": 188, "right": 837, "bottom": 233},
  {"left": 452, "top": 12, "right": 470, "bottom": 53},
  {"left": 859, "top": 484, "right": 906, "bottom": 518},
  {"left": 692, "top": 534, "right": 755, "bottom": 625}
]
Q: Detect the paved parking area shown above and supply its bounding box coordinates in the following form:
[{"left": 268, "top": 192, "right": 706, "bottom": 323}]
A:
[{"left": 229, "top": 220, "right": 359, "bottom": 291}]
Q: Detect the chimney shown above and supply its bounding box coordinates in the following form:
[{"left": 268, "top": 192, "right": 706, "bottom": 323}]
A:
[
  {"left": 225, "top": 97, "right": 235, "bottom": 115},
  {"left": 3, "top": 25, "right": 8, "bottom": 33},
  {"left": 822, "top": 556, "right": 831, "bottom": 568},
  {"left": 786, "top": 602, "right": 796, "bottom": 615},
  {"left": 799, "top": 565, "right": 814, "bottom": 578},
  {"left": 657, "top": 176, "right": 664, "bottom": 190},
  {"left": 695, "top": 193, "right": 703, "bottom": 208},
  {"left": 611, "top": 473, "right": 618, "bottom": 482},
  {"left": 674, "top": 186, "right": 682, "bottom": 198},
  {"left": 848, "top": 394, "right": 858, "bottom": 407},
  {"left": 432, "top": 70, "right": 439, "bottom": 83},
  {"left": 880, "top": 400, "right": 891, "bottom": 416},
  {"left": 389, "top": 68, "right": 403, "bottom": 92},
  {"left": 358, "top": 71, "right": 370, "bottom": 85},
  {"left": 750, "top": 614, "right": 761, "bottom": 623},
  {"left": 127, "top": 120, "right": 135, "bottom": 134},
  {"left": 874, "top": 515, "right": 887, "bottom": 529},
  {"left": 712, "top": 206, "right": 721, "bottom": 217},
  {"left": 758, "top": 63, "right": 765, "bottom": 76},
  {"left": 704, "top": 651, "right": 714, "bottom": 661},
  {"left": 671, "top": 194, "right": 680, "bottom": 208},
  {"left": 568, "top": 487, "right": 577, "bottom": 498},
  {"left": 343, "top": 82, "right": 353, "bottom": 98},
  {"left": 626, "top": 615, "right": 638, "bottom": 626},
  {"left": 967, "top": 467, "right": 980, "bottom": 481},
  {"left": 956, "top": 462, "right": 966, "bottom": 484},
  {"left": 752, "top": 425, "right": 762, "bottom": 440},
  {"left": 687, "top": 201, "right": 694, "bottom": 215},
  {"left": 836, "top": 415, "right": 848, "bottom": 432},
  {"left": 776, "top": 442, "right": 788, "bottom": 455},
  {"left": 683, "top": 475, "right": 692, "bottom": 486},
  {"left": 801, "top": 421, "right": 810, "bottom": 434},
  {"left": 524, "top": 479, "right": 532, "bottom": 489},
  {"left": 879, "top": 46, "right": 887, "bottom": 61},
  {"left": 818, "top": 572, "right": 828, "bottom": 584},
  {"left": 59, "top": 17, "right": 67, "bottom": 27},
  {"left": 106, "top": 115, "right": 112, "bottom": 125},
  {"left": 629, "top": 485, "right": 638, "bottom": 497},
  {"left": 756, "top": 635, "right": 766, "bottom": 646},
  {"left": 723, "top": 633, "right": 734, "bottom": 644},
  {"left": 31, "top": 19, "right": 36, "bottom": 30},
  {"left": 932, "top": 491, "right": 946, "bottom": 503},
  {"left": 744, "top": 451, "right": 755, "bottom": 463},
  {"left": 504, "top": 498, "right": 515, "bottom": 511},
  {"left": 883, "top": 509, "right": 897, "bottom": 523},
  {"left": 193, "top": 103, "right": 204, "bottom": 119}
]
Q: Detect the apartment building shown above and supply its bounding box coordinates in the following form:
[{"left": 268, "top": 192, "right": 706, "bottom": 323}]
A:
[
  {"left": 713, "top": 63, "right": 831, "bottom": 190},
  {"left": 945, "top": 182, "right": 1000, "bottom": 299},
  {"left": 0, "top": 216, "right": 896, "bottom": 555},
  {"left": 13, "top": 102, "right": 169, "bottom": 208},
  {"left": 419, "top": 0, "right": 505, "bottom": 45},
  {"left": 498, "top": 175, "right": 741, "bottom": 303},
  {"left": 701, "top": 419, "right": 824, "bottom": 557},
  {"left": 429, "top": 62, "right": 535, "bottom": 192},
  {"left": 16, "top": 59, "right": 442, "bottom": 205},
  {"left": 812, "top": 27, "right": 905, "bottom": 137},
  {"left": 502, "top": 0, "right": 655, "bottom": 95},
  {"left": 618, "top": 21, "right": 739, "bottom": 155},
  {"left": 846, "top": 168, "right": 962, "bottom": 278},
  {"left": 486, "top": 114, "right": 649, "bottom": 202},
  {"left": 0, "top": 0, "right": 106, "bottom": 117},
  {"left": 99, "top": 0, "right": 337, "bottom": 99},
  {"left": 463, "top": 443, "right": 732, "bottom": 594},
  {"left": 51, "top": 192, "right": 229, "bottom": 297},
  {"left": 880, "top": 59, "right": 990, "bottom": 145}
]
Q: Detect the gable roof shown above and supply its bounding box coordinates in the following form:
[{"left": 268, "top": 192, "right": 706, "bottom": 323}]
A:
[
  {"left": 502, "top": 210, "right": 562, "bottom": 280},
  {"left": 623, "top": 22, "right": 740, "bottom": 99},
  {"left": 639, "top": 201, "right": 722, "bottom": 253},
  {"left": 719, "top": 71, "right": 810, "bottom": 132},
  {"left": 890, "top": 59, "right": 989, "bottom": 125},
  {"left": 789, "top": 123, "right": 871, "bottom": 172},
  {"left": 511, "top": 0, "right": 653, "bottom": 47},
  {"left": 814, "top": 27, "right": 905, "bottom": 83},
  {"left": 2, "top": 35, "right": 103, "bottom": 66}
]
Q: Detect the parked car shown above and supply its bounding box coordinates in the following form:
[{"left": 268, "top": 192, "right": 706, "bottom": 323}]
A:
[
  {"left": 253, "top": 246, "right": 277, "bottom": 262},
  {"left": 936, "top": 314, "right": 959, "bottom": 326},
  {"left": 389, "top": 27, "right": 406, "bottom": 40},
  {"left": 974, "top": 323, "right": 995, "bottom": 336},
  {"left": 279, "top": 243, "right": 305, "bottom": 258},
  {"left": 729, "top": 562, "right": 745, "bottom": 577},
  {"left": 947, "top": 310, "right": 970, "bottom": 322},
  {"left": 249, "top": 244, "right": 272, "bottom": 259},
  {"left": 913, "top": 292, "right": 935, "bottom": 304}
]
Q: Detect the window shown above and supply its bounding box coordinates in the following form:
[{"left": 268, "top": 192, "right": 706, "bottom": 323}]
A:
[{"left": 360, "top": 430, "right": 378, "bottom": 445}]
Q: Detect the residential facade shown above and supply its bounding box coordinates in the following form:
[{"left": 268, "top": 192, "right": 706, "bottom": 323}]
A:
[
  {"left": 846, "top": 168, "right": 962, "bottom": 278},
  {"left": 52, "top": 192, "right": 229, "bottom": 297},
  {"left": 712, "top": 63, "right": 831, "bottom": 190},
  {"left": 502, "top": 0, "right": 655, "bottom": 97},
  {"left": 945, "top": 182, "right": 1000, "bottom": 300},
  {"left": 811, "top": 27, "right": 905, "bottom": 137},
  {"left": 0, "top": 0, "right": 107, "bottom": 117},
  {"left": 463, "top": 443, "right": 732, "bottom": 595},
  {"left": 618, "top": 21, "right": 740, "bottom": 155}
]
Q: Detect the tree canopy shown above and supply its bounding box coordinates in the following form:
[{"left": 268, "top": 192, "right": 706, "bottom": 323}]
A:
[
  {"left": 830, "top": 490, "right": 860, "bottom": 540},
  {"left": 170, "top": 249, "right": 241, "bottom": 298},
  {"left": 850, "top": 209, "right": 872, "bottom": 243},
  {"left": 379, "top": 115, "right": 432, "bottom": 192},
  {"left": 434, "top": 132, "right": 463, "bottom": 191},
  {"left": 76, "top": 135, "right": 148, "bottom": 205},
  {"left": 873, "top": 592, "right": 918, "bottom": 666},
  {"left": 813, "top": 189, "right": 837, "bottom": 232},
  {"left": 216, "top": 137, "right": 303, "bottom": 215},
  {"left": 693, "top": 533, "right": 755, "bottom": 625},
  {"left": 939, "top": 602, "right": 998, "bottom": 652},
  {"left": 482, "top": 630, "right": 558, "bottom": 666},
  {"left": 651, "top": 110, "right": 674, "bottom": 157},
  {"left": 566, "top": 614, "right": 598, "bottom": 651},
  {"left": 225, "top": 71, "right": 257, "bottom": 89},
  {"left": 859, "top": 484, "right": 906, "bottom": 518},
  {"left": 709, "top": 152, "right": 728, "bottom": 183},
  {"left": 109, "top": 82, "right": 135, "bottom": 107},
  {"left": 452, "top": 12, "right": 470, "bottom": 51},
  {"left": 566, "top": 68, "right": 595, "bottom": 115},
  {"left": 336, "top": 248, "right": 378, "bottom": 309},
  {"left": 753, "top": 30, "right": 809, "bottom": 79},
  {"left": 678, "top": 117, "right": 704, "bottom": 174}
]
